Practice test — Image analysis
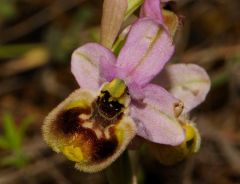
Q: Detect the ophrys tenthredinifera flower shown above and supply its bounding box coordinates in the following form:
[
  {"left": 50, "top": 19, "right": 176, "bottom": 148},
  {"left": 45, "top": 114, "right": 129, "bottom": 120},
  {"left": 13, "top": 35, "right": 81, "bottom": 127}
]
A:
[{"left": 42, "top": 1, "right": 210, "bottom": 172}]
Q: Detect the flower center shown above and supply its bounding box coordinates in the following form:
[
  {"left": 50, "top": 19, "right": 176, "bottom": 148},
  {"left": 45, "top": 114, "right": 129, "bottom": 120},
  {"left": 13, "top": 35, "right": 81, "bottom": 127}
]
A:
[
  {"left": 95, "top": 78, "right": 128, "bottom": 121},
  {"left": 96, "top": 91, "right": 124, "bottom": 119}
]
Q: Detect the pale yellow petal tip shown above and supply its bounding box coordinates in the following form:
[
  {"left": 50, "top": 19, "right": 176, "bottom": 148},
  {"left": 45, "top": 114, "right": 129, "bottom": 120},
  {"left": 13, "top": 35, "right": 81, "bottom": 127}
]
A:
[
  {"left": 149, "top": 121, "right": 201, "bottom": 166},
  {"left": 65, "top": 99, "right": 89, "bottom": 110}
]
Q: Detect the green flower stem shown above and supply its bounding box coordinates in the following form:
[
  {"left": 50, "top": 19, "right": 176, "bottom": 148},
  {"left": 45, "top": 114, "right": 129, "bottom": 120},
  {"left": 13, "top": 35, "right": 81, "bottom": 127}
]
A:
[
  {"left": 112, "top": 34, "right": 126, "bottom": 56},
  {"left": 125, "top": 0, "right": 144, "bottom": 20},
  {"left": 111, "top": 0, "right": 144, "bottom": 55},
  {"left": 106, "top": 151, "right": 133, "bottom": 184}
]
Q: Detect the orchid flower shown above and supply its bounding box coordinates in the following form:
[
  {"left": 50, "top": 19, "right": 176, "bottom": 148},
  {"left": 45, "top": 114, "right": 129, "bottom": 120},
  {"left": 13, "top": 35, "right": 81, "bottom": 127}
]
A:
[
  {"left": 42, "top": 19, "right": 210, "bottom": 173},
  {"left": 42, "top": 0, "right": 210, "bottom": 173}
]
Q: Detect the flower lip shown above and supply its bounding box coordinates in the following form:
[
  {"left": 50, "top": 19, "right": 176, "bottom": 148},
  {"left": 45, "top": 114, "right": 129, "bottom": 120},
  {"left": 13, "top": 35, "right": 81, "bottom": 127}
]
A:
[
  {"left": 43, "top": 88, "right": 136, "bottom": 172},
  {"left": 53, "top": 94, "right": 123, "bottom": 162},
  {"left": 56, "top": 105, "right": 119, "bottom": 162},
  {"left": 43, "top": 2, "right": 211, "bottom": 171}
]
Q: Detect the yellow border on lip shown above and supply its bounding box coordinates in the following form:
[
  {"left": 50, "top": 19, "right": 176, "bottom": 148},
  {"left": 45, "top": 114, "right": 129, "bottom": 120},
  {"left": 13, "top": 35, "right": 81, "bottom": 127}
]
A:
[{"left": 65, "top": 99, "right": 90, "bottom": 110}]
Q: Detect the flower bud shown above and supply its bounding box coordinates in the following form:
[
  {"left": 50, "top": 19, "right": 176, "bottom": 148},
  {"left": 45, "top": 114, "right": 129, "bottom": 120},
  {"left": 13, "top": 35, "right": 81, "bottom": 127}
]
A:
[{"left": 148, "top": 120, "right": 200, "bottom": 165}]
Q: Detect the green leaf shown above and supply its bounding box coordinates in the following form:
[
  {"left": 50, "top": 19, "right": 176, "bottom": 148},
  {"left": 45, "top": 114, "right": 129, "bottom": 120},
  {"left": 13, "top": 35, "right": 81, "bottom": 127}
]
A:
[
  {"left": 0, "top": 113, "right": 31, "bottom": 168},
  {"left": 2, "top": 113, "right": 20, "bottom": 149}
]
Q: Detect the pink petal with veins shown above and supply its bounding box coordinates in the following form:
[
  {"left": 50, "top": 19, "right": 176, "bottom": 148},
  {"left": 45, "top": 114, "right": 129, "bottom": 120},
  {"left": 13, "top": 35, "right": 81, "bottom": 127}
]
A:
[
  {"left": 71, "top": 43, "right": 116, "bottom": 90},
  {"left": 99, "top": 56, "right": 118, "bottom": 82},
  {"left": 158, "top": 64, "right": 211, "bottom": 113},
  {"left": 130, "top": 84, "right": 185, "bottom": 146},
  {"left": 116, "top": 18, "right": 174, "bottom": 87}
]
